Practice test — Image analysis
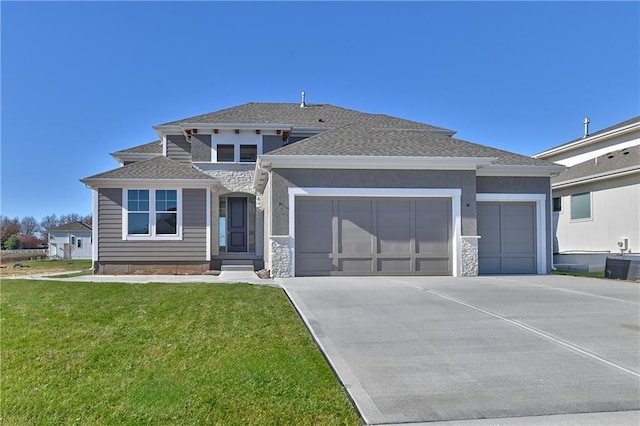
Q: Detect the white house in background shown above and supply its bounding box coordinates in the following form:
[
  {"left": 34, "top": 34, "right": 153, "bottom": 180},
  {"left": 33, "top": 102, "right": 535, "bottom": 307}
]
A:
[
  {"left": 48, "top": 221, "right": 93, "bottom": 260},
  {"left": 534, "top": 116, "right": 640, "bottom": 270}
]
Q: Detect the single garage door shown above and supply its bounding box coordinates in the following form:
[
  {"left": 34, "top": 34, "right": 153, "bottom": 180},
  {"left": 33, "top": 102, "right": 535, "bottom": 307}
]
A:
[
  {"left": 477, "top": 202, "right": 537, "bottom": 274},
  {"left": 295, "top": 197, "right": 451, "bottom": 276}
]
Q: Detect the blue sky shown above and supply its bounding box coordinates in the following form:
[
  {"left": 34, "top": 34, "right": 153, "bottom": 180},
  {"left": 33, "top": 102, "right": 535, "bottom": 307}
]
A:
[{"left": 2, "top": 1, "right": 638, "bottom": 221}]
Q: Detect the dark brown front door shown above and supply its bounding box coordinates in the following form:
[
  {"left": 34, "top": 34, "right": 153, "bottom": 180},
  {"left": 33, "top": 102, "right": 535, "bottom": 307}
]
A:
[{"left": 228, "top": 197, "right": 247, "bottom": 252}]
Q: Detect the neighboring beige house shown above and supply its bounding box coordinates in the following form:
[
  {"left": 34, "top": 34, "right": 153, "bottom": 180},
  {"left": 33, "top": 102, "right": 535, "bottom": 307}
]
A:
[
  {"left": 82, "top": 97, "right": 563, "bottom": 276},
  {"left": 48, "top": 221, "right": 93, "bottom": 260},
  {"left": 534, "top": 116, "right": 640, "bottom": 270}
]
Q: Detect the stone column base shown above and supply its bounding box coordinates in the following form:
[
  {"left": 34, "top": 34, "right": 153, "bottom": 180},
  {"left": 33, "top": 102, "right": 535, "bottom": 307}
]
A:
[
  {"left": 270, "top": 236, "right": 292, "bottom": 278},
  {"left": 461, "top": 236, "right": 481, "bottom": 276}
]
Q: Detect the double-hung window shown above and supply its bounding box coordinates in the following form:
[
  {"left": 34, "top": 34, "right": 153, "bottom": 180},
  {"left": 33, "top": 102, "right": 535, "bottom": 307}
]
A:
[
  {"left": 125, "top": 189, "right": 181, "bottom": 239},
  {"left": 155, "top": 190, "right": 178, "bottom": 234}
]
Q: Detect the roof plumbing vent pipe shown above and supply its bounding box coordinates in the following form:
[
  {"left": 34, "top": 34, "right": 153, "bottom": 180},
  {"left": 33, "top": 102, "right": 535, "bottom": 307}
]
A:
[
  {"left": 583, "top": 117, "right": 590, "bottom": 138},
  {"left": 300, "top": 91, "right": 306, "bottom": 108}
]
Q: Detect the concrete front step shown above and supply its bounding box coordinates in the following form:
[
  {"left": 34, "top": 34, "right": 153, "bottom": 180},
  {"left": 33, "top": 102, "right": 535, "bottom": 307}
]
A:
[{"left": 221, "top": 264, "right": 255, "bottom": 272}]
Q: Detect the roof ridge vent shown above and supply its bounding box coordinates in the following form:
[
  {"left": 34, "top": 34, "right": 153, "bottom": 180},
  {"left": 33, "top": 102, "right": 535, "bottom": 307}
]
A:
[{"left": 300, "top": 91, "right": 306, "bottom": 108}]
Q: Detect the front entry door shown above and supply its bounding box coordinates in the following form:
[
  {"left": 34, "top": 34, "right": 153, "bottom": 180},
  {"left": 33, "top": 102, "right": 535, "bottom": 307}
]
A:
[{"left": 228, "top": 197, "right": 248, "bottom": 252}]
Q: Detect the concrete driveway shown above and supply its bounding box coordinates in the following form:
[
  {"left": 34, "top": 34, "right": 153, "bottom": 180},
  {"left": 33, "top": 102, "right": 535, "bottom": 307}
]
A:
[{"left": 280, "top": 275, "right": 640, "bottom": 425}]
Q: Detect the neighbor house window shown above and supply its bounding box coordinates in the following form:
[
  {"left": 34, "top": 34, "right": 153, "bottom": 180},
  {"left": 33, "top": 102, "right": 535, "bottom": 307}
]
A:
[
  {"left": 71, "top": 236, "right": 76, "bottom": 245},
  {"left": 77, "top": 239, "right": 82, "bottom": 248},
  {"left": 570, "top": 192, "right": 591, "bottom": 220},
  {"left": 239, "top": 144, "right": 257, "bottom": 162},
  {"left": 217, "top": 144, "right": 234, "bottom": 162},
  {"left": 552, "top": 197, "right": 562, "bottom": 212},
  {"left": 125, "top": 189, "right": 181, "bottom": 239}
]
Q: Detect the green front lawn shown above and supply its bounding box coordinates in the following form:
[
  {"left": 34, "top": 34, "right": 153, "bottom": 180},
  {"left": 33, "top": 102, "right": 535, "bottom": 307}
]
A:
[{"left": 1, "top": 280, "right": 360, "bottom": 425}]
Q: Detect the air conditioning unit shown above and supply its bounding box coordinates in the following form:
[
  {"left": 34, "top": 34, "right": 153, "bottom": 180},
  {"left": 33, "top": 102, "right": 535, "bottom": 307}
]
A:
[{"left": 617, "top": 238, "right": 629, "bottom": 251}]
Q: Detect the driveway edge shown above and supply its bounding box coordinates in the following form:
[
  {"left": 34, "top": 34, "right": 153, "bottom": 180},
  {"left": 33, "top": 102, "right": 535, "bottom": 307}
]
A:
[{"left": 281, "top": 284, "right": 383, "bottom": 425}]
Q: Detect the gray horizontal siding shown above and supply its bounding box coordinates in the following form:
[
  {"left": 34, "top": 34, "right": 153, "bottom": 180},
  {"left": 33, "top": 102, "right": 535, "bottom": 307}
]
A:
[
  {"left": 166, "top": 135, "right": 192, "bottom": 163},
  {"left": 98, "top": 188, "right": 208, "bottom": 262}
]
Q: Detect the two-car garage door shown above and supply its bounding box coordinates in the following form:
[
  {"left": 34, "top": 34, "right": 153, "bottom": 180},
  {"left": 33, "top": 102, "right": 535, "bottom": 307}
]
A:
[{"left": 295, "top": 197, "right": 452, "bottom": 276}]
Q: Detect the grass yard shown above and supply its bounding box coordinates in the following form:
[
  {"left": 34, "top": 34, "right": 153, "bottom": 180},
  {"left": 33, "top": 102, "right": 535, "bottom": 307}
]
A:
[
  {"left": 1, "top": 280, "right": 360, "bottom": 425},
  {"left": 552, "top": 269, "right": 605, "bottom": 279},
  {"left": 0, "top": 259, "right": 92, "bottom": 277}
]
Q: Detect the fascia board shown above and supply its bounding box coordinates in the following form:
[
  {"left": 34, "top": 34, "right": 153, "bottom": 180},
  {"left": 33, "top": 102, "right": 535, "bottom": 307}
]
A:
[
  {"left": 259, "top": 155, "right": 497, "bottom": 170},
  {"left": 477, "top": 164, "right": 566, "bottom": 177},
  {"left": 110, "top": 153, "right": 161, "bottom": 163},
  {"left": 80, "top": 178, "right": 219, "bottom": 189},
  {"left": 290, "top": 127, "right": 330, "bottom": 135},
  {"left": 552, "top": 166, "right": 640, "bottom": 189},
  {"left": 534, "top": 122, "right": 640, "bottom": 159},
  {"left": 156, "top": 123, "right": 293, "bottom": 131}
]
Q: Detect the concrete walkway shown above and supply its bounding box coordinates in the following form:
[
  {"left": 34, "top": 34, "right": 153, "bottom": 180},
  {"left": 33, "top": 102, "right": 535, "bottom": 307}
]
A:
[
  {"left": 281, "top": 275, "right": 640, "bottom": 425},
  {"left": 10, "top": 270, "right": 271, "bottom": 285}
]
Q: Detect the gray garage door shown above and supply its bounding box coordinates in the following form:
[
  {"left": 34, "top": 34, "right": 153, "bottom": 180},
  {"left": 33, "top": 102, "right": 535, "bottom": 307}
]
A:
[
  {"left": 477, "top": 202, "right": 537, "bottom": 274},
  {"left": 295, "top": 197, "right": 451, "bottom": 276}
]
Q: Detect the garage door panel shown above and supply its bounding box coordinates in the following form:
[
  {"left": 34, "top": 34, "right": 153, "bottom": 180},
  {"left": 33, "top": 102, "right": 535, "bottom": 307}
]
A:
[
  {"left": 339, "top": 258, "right": 373, "bottom": 274},
  {"left": 377, "top": 199, "right": 412, "bottom": 254},
  {"left": 503, "top": 257, "right": 536, "bottom": 273},
  {"left": 296, "top": 255, "right": 334, "bottom": 275},
  {"left": 378, "top": 258, "right": 412, "bottom": 274},
  {"left": 296, "top": 199, "right": 333, "bottom": 253},
  {"left": 415, "top": 199, "right": 450, "bottom": 255},
  {"left": 416, "top": 258, "right": 451, "bottom": 275},
  {"left": 338, "top": 200, "right": 373, "bottom": 254}
]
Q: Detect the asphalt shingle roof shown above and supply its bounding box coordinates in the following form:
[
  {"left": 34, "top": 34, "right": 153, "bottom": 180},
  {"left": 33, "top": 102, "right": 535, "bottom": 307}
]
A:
[
  {"left": 112, "top": 140, "right": 162, "bottom": 154},
  {"left": 552, "top": 144, "right": 640, "bottom": 184},
  {"left": 542, "top": 116, "right": 640, "bottom": 154},
  {"left": 82, "top": 156, "right": 216, "bottom": 181},
  {"left": 267, "top": 123, "right": 556, "bottom": 166},
  {"left": 160, "top": 102, "right": 453, "bottom": 133},
  {"left": 49, "top": 221, "right": 92, "bottom": 232}
]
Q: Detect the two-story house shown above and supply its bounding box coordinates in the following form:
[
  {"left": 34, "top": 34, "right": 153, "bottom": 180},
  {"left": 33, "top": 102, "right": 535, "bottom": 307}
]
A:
[
  {"left": 48, "top": 221, "right": 93, "bottom": 260},
  {"left": 534, "top": 116, "right": 640, "bottom": 271},
  {"left": 82, "top": 98, "right": 563, "bottom": 277}
]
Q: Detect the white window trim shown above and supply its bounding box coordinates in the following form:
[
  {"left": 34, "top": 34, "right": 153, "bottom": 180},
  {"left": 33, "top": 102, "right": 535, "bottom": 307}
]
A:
[
  {"left": 476, "top": 193, "right": 547, "bottom": 274},
  {"left": 122, "top": 188, "right": 183, "bottom": 241},
  {"left": 287, "top": 187, "right": 463, "bottom": 277}
]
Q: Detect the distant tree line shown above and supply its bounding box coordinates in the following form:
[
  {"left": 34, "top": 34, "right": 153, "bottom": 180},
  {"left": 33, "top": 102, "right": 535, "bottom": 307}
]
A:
[{"left": 0, "top": 214, "right": 92, "bottom": 250}]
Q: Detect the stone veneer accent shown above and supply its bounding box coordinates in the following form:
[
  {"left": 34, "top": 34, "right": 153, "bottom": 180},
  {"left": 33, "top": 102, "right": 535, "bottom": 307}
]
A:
[
  {"left": 270, "top": 236, "right": 291, "bottom": 278},
  {"left": 460, "top": 236, "right": 480, "bottom": 276}
]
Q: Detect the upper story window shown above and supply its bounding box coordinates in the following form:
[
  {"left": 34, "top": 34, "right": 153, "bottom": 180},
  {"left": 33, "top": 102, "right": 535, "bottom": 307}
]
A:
[
  {"left": 217, "top": 144, "right": 234, "bottom": 162},
  {"left": 552, "top": 197, "right": 562, "bottom": 213},
  {"left": 570, "top": 192, "right": 591, "bottom": 220},
  {"left": 124, "top": 189, "right": 182, "bottom": 240},
  {"left": 211, "top": 130, "right": 264, "bottom": 163},
  {"left": 240, "top": 145, "right": 257, "bottom": 162}
]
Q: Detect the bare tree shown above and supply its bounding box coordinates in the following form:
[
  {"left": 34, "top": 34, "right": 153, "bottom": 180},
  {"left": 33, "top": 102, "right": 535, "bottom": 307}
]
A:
[
  {"left": 82, "top": 214, "right": 93, "bottom": 226},
  {"left": 40, "top": 214, "right": 60, "bottom": 234},
  {"left": 59, "top": 213, "right": 83, "bottom": 225},
  {"left": 20, "top": 216, "right": 40, "bottom": 236}
]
